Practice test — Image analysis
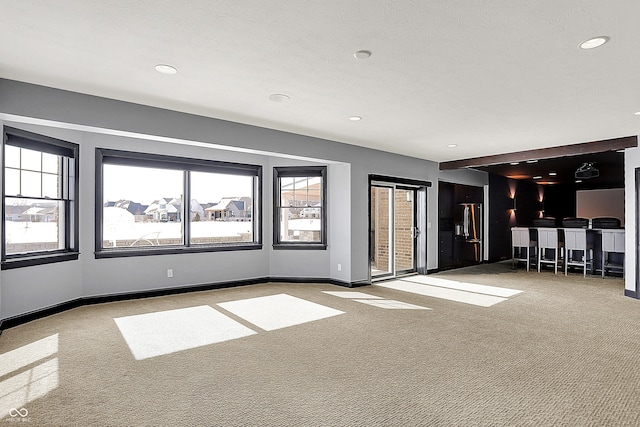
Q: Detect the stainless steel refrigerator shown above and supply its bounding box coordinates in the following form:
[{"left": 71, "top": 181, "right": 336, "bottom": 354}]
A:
[{"left": 454, "top": 203, "right": 482, "bottom": 263}]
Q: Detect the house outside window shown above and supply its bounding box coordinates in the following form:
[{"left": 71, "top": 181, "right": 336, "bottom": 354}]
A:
[
  {"left": 273, "top": 166, "right": 327, "bottom": 249},
  {"left": 96, "top": 149, "right": 261, "bottom": 257},
  {"left": 2, "top": 127, "right": 79, "bottom": 269}
]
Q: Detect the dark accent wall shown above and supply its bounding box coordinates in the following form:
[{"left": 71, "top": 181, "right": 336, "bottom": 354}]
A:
[
  {"left": 488, "top": 174, "right": 514, "bottom": 262},
  {"left": 488, "top": 173, "right": 545, "bottom": 262}
]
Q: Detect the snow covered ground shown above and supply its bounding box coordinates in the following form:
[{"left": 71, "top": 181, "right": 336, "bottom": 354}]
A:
[{"left": 5, "top": 218, "right": 319, "bottom": 245}]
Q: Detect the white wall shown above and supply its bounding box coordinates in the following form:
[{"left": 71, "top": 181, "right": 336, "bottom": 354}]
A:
[
  {"left": 624, "top": 145, "right": 640, "bottom": 295},
  {"left": 328, "top": 163, "right": 351, "bottom": 282},
  {"left": 0, "top": 79, "right": 487, "bottom": 320}
]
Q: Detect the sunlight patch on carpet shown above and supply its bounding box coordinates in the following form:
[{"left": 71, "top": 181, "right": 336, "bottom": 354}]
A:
[
  {"left": 322, "top": 291, "right": 383, "bottom": 299},
  {"left": 114, "top": 305, "right": 257, "bottom": 360},
  {"left": 401, "top": 275, "right": 522, "bottom": 297},
  {"left": 0, "top": 334, "right": 58, "bottom": 378},
  {"left": 376, "top": 280, "right": 507, "bottom": 307},
  {"left": 0, "top": 335, "right": 59, "bottom": 420},
  {"left": 218, "top": 294, "right": 344, "bottom": 331},
  {"left": 0, "top": 358, "right": 58, "bottom": 420},
  {"left": 354, "top": 299, "right": 431, "bottom": 310}
]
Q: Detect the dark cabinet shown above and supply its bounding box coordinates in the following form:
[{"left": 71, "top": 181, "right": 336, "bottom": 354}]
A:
[{"left": 438, "top": 181, "right": 484, "bottom": 271}]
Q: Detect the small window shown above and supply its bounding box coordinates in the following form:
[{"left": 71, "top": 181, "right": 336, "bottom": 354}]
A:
[
  {"left": 273, "top": 166, "right": 327, "bottom": 249},
  {"left": 2, "top": 127, "right": 79, "bottom": 269},
  {"left": 96, "top": 149, "right": 261, "bottom": 258}
]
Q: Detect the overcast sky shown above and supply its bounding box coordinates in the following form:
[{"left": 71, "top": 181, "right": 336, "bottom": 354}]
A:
[{"left": 103, "top": 165, "right": 252, "bottom": 205}]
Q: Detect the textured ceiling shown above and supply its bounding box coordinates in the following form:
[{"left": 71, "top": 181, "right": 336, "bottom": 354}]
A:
[{"left": 1, "top": 1, "right": 639, "bottom": 162}]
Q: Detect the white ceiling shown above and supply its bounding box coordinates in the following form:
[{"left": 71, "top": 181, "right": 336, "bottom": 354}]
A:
[{"left": 1, "top": 1, "right": 639, "bottom": 162}]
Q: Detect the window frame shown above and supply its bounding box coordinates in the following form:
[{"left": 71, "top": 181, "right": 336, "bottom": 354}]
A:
[
  {"left": 273, "top": 166, "right": 327, "bottom": 250},
  {"left": 2, "top": 127, "right": 80, "bottom": 270},
  {"left": 95, "top": 148, "right": 262, "bottom": 258}
]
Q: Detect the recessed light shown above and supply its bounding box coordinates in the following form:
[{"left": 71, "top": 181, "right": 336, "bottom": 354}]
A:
[
  {"left": 634, "top": 111, "right": 640, "bottom": 116},
  {"left": 155, "top": 64, "right": 177, "bottom": 75},
  {"left": 447, "top": 144, "right": 457, "bottom": 148},
  {"left": 269, "top": 94, "right": 290, "bottom": 103},
  {"left": 575, "top": 180, "right": 583, "bottom": 183},
  {"left": 533, "top": 176, "right": 542, "bottom": 180},
  {"left": 349, "top": 116, "right": 362, "bottom": 121},
  {"left": 527, "top": 160, "right": 538, "bottom": 164},
  {"left": 354, "top": 50, "right": 372, "bottom": 60},
  {"left": 579, "top": 36, "right": 609, "bottom": 50},
  {"left": 549, "top": 172, "right": 557, "bottom": 176},
  {"left": 510, "top": 162, "right": 519, "bottom": 166}
]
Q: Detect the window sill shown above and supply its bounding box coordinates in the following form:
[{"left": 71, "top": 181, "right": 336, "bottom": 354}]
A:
[
  {"left": 272, "top": 244, "right": 327, "bottom": 250},
  {"left": 2, "top": 252, "right": 80, "bottom": 270},
  {"left": 95, "top": 243, "right": 262, "bottom": 259}
]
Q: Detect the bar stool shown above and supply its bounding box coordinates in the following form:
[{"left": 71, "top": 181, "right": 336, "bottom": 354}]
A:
[
  {"left": 563, "top": 228, "right": 594, "bottom": 277},
  {"left": 601, "top": 230, "right": 624, "bottom": 278},
  {"left": 511, "top": 227, "right": 536, "bottom": 271},
  {"left": 537, "top": 228, "right": 562, "bottom": 274}
]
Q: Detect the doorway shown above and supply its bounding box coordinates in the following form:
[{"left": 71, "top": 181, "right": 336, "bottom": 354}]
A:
[{"left": 369, "top": 178, "right": 428, "bottom": 280}]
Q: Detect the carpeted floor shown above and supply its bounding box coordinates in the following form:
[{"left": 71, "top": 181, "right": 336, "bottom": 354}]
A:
[{"left": 1, "top": 262, "right": 638, "bottom": 426}]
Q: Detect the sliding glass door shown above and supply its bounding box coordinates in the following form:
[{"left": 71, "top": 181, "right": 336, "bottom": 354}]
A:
[
  {"left": 394, "top": 187, "right": 417, "bottom": 275},
  {"left": 370, "top": 184, "right": 393, "bottom": 277},
  {"left": 370, "top": 182, "right": 422, "bottom": 280}
]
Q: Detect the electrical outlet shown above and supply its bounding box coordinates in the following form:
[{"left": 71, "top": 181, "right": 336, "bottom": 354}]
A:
[
  {"left": 167, "top": 269, "right": 173, "bottom": 278},
  {"left": 337, "top": 263, "right": 342, "bottom": 272}
]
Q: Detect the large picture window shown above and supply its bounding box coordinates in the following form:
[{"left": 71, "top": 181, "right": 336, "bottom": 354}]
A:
[
  {"left": 2, "top": 127, "right": 79, "bottom": 269},
  {"left": 273, "top": 166, "right": 327, "bottom": 249},
  {"left": 96, "top": 149, "right": 261, "bottom": 257}
]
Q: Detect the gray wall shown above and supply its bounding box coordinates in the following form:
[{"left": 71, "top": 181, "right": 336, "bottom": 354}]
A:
[
  {"left": 0, "top": 79, "right": 487, "bottom": 321},
  {"left": 624, "top": 145, "right": 640, "bottom": 294}
]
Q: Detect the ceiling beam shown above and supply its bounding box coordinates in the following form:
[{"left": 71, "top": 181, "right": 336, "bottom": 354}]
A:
[{"left": 439, "top": 136, "right": 638, "bottom": 170}]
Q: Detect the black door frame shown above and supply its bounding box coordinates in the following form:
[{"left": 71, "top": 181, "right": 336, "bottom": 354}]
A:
[
  {"left": 368, "top": 175, "right": 431, "bottom": 282},
  {"left": 632, "top": 168, "right": 640, "bottom": 298}
]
